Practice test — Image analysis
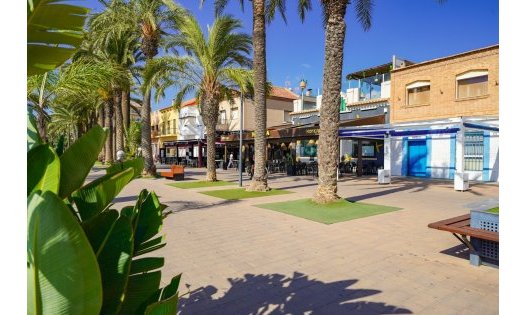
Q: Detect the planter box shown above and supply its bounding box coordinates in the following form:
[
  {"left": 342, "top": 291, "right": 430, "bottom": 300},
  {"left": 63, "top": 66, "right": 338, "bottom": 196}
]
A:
[
  {"left": 470, "top": 210, "right": 499, "bottom": 266},
  {"left": 378, "top": 169, "right": 391, "bottom": 184}
]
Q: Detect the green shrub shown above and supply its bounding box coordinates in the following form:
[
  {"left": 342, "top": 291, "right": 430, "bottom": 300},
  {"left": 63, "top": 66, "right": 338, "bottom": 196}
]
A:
[{"left": 27, "top": 112, "right": 181, "bottom": 314}]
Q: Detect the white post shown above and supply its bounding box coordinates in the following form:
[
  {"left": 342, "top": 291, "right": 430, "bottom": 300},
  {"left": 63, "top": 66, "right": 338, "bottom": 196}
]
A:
[
  {"left": 384, "top": 134, "right": 392, "bottom": 172},
  {"left": 379, "top": 134, "right": 392, "bottom": 184},
  {"left": 455, "top": 121, "right": 465, "bottom": 174},
  {"left": 454, "top": 119, "right": 469, "bottom": 191}
]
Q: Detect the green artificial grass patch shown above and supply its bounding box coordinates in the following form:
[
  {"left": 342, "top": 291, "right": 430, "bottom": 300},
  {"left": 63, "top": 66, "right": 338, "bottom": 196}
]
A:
[
  {"left": 255, "top": 198, "right": 402, "bottom": 224},
  {"left": 168, "top": 180, "right": 235, "bottom": 189},
  {"left": 200, "top": 188, "right": 292, "bottom": 200},
  {"left": 487, "top": 207, "right": 499, "bottom": 214}
]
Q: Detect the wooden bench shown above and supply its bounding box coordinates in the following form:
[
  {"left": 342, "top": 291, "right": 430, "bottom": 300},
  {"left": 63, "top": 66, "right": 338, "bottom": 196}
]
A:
[
  {"left": 160, "top": 165, "right": 185, "bottom": 180},
  {"left": 428, "top": 214, "right": 499, "bottom": 266}
]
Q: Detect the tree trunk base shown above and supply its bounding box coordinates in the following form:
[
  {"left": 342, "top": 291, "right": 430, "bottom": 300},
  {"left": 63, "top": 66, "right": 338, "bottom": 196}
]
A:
[
  {"left": 313, "top": 185, "right": 340, "bottom": 204},
  {"left": 206, "top": 173, "right": 217, "bottom": 182},
  {"left": 142, "top": 165, "right": 157, "bottom": 177},
  {"left": 246, "top": 180, "right": 269, "bottom": 192}
]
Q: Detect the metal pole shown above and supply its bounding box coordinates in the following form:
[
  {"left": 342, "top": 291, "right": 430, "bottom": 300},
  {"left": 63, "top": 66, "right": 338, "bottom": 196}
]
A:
[{"left": 239, "top": 91, "right": 244, "bottom": 187}]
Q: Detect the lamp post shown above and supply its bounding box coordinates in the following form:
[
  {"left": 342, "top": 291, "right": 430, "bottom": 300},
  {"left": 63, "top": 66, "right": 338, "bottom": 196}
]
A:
[{"left": 239, "top": 91, "right": 244, "bottom": 187}]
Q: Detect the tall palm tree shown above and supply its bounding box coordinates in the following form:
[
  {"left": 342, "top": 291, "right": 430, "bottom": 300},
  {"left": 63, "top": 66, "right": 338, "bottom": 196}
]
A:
[
  {"left": 135, "top": 0, "right": 185, "bottom": 175},
  {"left": 313, "top": 0, "right": 373, "bottom": 203},
  {"left": 204, "top": 0, "right": 312, "bottom": 191},
  {"left": 145, "top": 14, "right": 253, "bottom": 181}
]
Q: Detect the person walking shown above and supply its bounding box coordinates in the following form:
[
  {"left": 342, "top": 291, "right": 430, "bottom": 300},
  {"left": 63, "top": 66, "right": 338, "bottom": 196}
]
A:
[{"left": 227, "top": 152, "right": 234, "bottom": 169}]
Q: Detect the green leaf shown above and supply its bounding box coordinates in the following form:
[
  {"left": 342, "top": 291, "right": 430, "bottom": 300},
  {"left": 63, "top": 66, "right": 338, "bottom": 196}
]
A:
[
  {"left": 83, "top": 211, "right": 135, "bottom": 314},
  {"left": 134, "top": 192, "right": 164, "bottom": 248},
  {"left": 59, "top": 125, "right": 108, "bottom": 198},
  {"left": 72, "top": 167, "right": 134, "bottom": 221},
  {"left": 27, "top": 0, "right": 90, "bottom": 76},
  {"left": 106, "top": 158, "right": 144, "bottom": 178},
  {"left": 27, "top": 110, "right": 41, "bottom": 151},
  {"left": 145, "top": 275, "right": 181, "bottom": 315},
  {"left": 97, "top": 216, "right": 134, "bottom": 315},
  {"left": 82, "top": 210, "right": 120, "bottom": 255},
  {"left": 160, "top": 274, "right": 181, "bottom": 300},
  {"left": 55, "top": 134, "right": 65, "bottom": 156},
  {"left": 120, "top": 272, "right": 162, "bottom": 314},
  {"left": 28, "top": 191, "right": 102, "bottom": 314},
  {"left": 130, "top": 257, "right": 165, "bottom": 275},
  {"left": 27, "top": 144, "right": 60, "bottom": 196},
  {"left": 134, "top": 235, "right": 166, "bottom": 257}
]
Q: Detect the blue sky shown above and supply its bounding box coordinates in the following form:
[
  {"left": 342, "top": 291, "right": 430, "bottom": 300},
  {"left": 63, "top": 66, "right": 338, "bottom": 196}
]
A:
[{"left": 85, "top": 0, "right": 499, "bottom": 110}]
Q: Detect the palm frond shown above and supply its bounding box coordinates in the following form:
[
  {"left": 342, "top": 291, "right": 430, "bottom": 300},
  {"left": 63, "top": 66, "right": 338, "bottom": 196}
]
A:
[
  {"left": 354, "top": 0, "right": 374, "bottom": 31},
  {"left": 297, "top": 0, "right": 312, "bottom": 22},
  {"left": 266, "top": 0, "right": 287, "bottom": 25}
]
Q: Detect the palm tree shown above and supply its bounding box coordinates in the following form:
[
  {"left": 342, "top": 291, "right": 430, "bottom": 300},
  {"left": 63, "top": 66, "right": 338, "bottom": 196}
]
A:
[
  {"left": 145, "top": 14, "right": 253, "bottom": 181},
  {"left": 312, "top": 0, "right": 373, "bottom": 203},
  {"left": 135, "top": 0, "right": 185, "bottom": 176},
  {"left": 204, "top": 0, "right": 312, "bottom": 191}
]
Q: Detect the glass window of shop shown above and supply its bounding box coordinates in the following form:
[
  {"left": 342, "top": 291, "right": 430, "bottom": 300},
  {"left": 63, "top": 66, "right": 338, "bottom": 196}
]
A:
[{"left": 299, "top": 139, "right": 318, "bottom": 158}]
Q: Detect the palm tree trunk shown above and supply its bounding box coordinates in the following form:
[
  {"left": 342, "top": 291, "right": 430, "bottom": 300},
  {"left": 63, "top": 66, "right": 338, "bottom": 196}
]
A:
[
  {"left": 114, "top": 88, "right": 124, "bottom": 152},
  {"left": 140, "top": 85, "right": 156, "bottom": 175},
  {"left": 104, "top": 99, "right": 114, "bottom": 164},
  {"left": 97, "top": 107, "right": 105, "bottom": 162},
  {"left": 313, "top": 0, "right": 347, "bottom": 204},
  {"left": 122, "top": 89, "right": 130, "bottom": 132},
  {"left": 247, "top": 0, "right": 269, "bottom": 192},
  {"left": 202, "top": 96, "right": 218, "bottom": 181}
]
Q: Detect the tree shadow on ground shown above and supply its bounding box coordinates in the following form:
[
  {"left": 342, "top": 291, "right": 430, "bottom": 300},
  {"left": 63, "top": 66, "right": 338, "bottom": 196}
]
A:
[
  {"left": 342, "top": 177, "right": 490, "bottom": 202},
  {"left": 179, "top": 272, "right": 412, "bottom": 314},
  {"left": 163, "top": 199, "right": 241, "bottom": 213}
]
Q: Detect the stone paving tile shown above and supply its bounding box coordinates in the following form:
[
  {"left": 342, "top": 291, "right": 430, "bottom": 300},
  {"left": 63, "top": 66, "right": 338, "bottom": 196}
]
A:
[{"left": 106, "top": 168, "right": 499, "bottom": 314}]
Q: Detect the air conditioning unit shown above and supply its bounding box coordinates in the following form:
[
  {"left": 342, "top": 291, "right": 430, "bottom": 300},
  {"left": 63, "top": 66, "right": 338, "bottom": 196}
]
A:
[
  {"left": 454, "top": 172, "right": 469, "bottom": 191},
  {"left": 378, "top": 169, "right": 391, "bottom": 184}
]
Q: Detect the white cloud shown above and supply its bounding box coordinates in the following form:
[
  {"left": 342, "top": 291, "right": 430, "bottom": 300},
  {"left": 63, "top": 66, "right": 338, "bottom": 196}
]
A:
[{"left": 301, "top": 63, "right": 311, "bottom": 69}]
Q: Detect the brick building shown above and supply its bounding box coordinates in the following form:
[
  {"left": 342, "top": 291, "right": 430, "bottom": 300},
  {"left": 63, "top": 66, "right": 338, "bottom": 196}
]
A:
[{"left": 339, "top": 45, "right": 499, "bottom": 183}]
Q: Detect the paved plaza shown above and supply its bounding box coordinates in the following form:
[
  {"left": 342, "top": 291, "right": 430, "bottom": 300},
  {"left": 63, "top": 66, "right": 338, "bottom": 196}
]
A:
[{"left": 99, "top": 166, "right": 499, "bottom": 314}]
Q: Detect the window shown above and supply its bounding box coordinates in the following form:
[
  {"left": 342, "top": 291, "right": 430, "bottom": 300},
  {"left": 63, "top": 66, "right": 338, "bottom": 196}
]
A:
[
  {"left": 284, "top": 110, "right": 292, "bottom": 122},
  {"left": 352, "top": 141, "right": 376, "bottom": 158},
  {"left": 406, "top": 81, "right": 430, "bottom": 106},
  {"left": 299, "top": 140, "right": 317, "bottom": 157},
  {"left": 457, "top": 71, "right": 488, "bottom": 99},
  {"left": 464, "top": 131, "right": 484, "bottom": 171},
  {"left": 231, "top": 108, "right": 239, "bottom": 119},
  {"left": 219, "top": 110, "right": 226, "bottom": 124}
]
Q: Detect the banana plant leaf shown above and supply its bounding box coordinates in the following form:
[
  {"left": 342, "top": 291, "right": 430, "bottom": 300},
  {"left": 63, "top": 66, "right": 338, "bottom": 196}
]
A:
[
  {"left": 106, "top": 158, "right": 144, "bottom": 178},
  {"left": 59, "top": 125, "right": 107, "bottom": 198},
  {"left": 27, "top": 110, "right": 41, "bottom": 152},
  {"left": 28, "top": 191, "right": 102, "bottom": 315},
  {"left": 27, "top": 144, "right": 60, "bottom": 196},
  {"left": 27, "top": 0, "right": 89, "bottom": 76},
  {"left": 117, "top": 190, "right": 173, "bottom": 314},
  {"left": 72, "top": 167, "right": 134, "bottom": 221},
  {"left": 144, "top": 275, "right": 182, "bottom": 315}
]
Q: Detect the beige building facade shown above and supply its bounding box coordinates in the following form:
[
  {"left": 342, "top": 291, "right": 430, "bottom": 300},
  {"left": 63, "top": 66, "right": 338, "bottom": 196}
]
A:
[{"left": 390, "top": 45, "right": 499, "bottom": 123}]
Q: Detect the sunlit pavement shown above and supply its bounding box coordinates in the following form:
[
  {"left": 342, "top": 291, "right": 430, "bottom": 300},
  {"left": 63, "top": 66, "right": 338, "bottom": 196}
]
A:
[{"left": 107, "top": 166, "right": 499, "bottom": 314}]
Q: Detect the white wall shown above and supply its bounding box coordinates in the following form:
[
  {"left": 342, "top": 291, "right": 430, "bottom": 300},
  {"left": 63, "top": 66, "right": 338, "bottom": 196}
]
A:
[
  {"left": 429, "top": 134, "right": 451, "bottom": 179},
  {"left": 391, "top": 137, "right": 404, "bottom": 176},
  {"left": 381, "top": 81, "right": 391, "bottom": 99},
  {"left": 489, "top": 132, "right": 499, "bottom": 182}
]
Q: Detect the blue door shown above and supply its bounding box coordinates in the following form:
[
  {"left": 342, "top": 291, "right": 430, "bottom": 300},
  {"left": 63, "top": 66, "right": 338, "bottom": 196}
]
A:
[{"left": 408, "top": 140, "right": 427, "bottom": 177}]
